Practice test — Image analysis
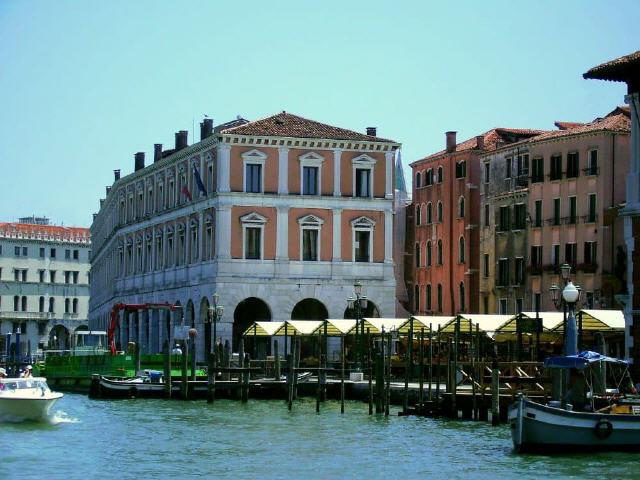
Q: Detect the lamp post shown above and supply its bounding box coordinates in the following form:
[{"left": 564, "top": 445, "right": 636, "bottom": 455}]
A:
[
  {"left": 347, "top": 280, "right": 368, "bottom": 370},
  {"left": 549, "top": 263, "right": 582, "bottom": 356},
  {"left": 208, "top": 293, "right": 224, "bottom": 354}
]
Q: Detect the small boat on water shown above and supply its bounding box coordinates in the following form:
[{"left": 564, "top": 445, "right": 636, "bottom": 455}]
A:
[
  {"left": 509, "top": 351, "right": 640, "bottom": 452},
  {"left": 91, "top": 370, "right": 166, "bottom": 398},
  {"left": 0, "top": 377, "right": 64, "bottom": 421}
]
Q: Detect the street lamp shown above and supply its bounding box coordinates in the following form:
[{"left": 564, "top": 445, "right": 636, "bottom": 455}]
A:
[
  {"left": 548, "top": 264, "right": 582, "bottom": 355},
  {"left": 208, "top": 293, "right": 224, "bottom": 354},
  {"left": 347, "top": 280, "right": 368, "bottom": 369}
]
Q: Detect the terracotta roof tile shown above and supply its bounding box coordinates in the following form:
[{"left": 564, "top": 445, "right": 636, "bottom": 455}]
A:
[
  {"left": 0, "top": 222, "right": 90, "bottom": 243},
  {"left": 584, "top": 51, "right": 640, "bottom": 81},
  {"left": 554, "top": 121, "right": 585, "bottom": 130},
  {"left": 414, "top": 128, "right": 546, "bottom": 163},
  {"left": 220, "top": 112, "right": 396, "bottom": 143},
  {"left": 528, "top": 108, "right": 629, "bottom": 142}
]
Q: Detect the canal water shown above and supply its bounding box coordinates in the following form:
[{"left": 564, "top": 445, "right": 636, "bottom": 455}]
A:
[{"left": 1, "top": 394, "right": 637, "bottom": 479}]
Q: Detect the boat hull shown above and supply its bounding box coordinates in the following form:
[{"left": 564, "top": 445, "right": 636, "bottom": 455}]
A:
[
  {"left": 509, "top": 396, "right": 640, "bottom": 452},
  {"left": 0, "top": 394, "right": 63, "bottom": 421},
  {"left": 91, "top": 376, "right": 166, "bottom": 399}
]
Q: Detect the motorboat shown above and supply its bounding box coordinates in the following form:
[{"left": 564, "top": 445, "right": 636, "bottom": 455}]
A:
[
  {"left": 0, "top": 377, "right": 64, "bottom": 421},
  {"left": 509, "top": 351, "right": 640, "bottom": 452},
  {"left": 90, "top": 370, "right": 167, "bottom": 399}
]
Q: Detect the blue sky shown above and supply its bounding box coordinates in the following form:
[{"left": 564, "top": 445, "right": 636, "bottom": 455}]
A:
[{"left": 0, "top": 0, "right": 637, "bottom": 227}]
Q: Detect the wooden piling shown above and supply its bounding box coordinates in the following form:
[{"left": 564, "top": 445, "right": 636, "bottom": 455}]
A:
[
  {"left": 207, "top": 350, "right": 216, "bottom": 403},
  {"left": 134, "top": 342, "right": 141, "bottom": 374},
  {"left": 491, "top": 360, "right": 500, "bottom": 426},
  {"left": 403, "top": 317, "right": 413, "bottom": 414},
  {"left": 340, "top": 334, "right": 345, "bottom": 414},
  {"left": 293, "top": 336, "right": 300, "bottom": 400},
  {"left": 435, "top": 326, "right": 441, "bottom": 402},
  {"left": 238, "top": 339, "right": 245, "bottom": 400},
  {"left": 190, "top": 337, "right": 197, "bottom": 382},
  {"left": 163, "top": 340, "right": 171, "bottom": 399},
  {"left": 418, "top": 328, "right": 424, "bottom": 413},
  {"left": 385, "top": 331, "right": 391, "bottom": 416},
  {"left": 375, "top": 341, "right": 384, "bottom": 414},
  {"left": 274, "top": 340, "right": 281, "bottom": 380},
  {"left": 471, "top": 322, "right": 477, "bottom": 420},
  {"left": 223, "top": 340, "right": 231, "bottom": 381},
  {"left": 180, "top": 339, "right": 188, "bottom": 400},
  {"left": 286, "top": 353, "right": 293, "bottom": 411},
  {"left": 316, "top": 354, "right": 322, "bottom": 414},
  {"left": 242, "top": 353, "right": 250, "bottom": 403},
  {"left": 367, "top": 328, "right": 373, "bottom": 415},
  {"left": 452, "top": 316, "right": 459, "bottom": 417},
  {"left": 427, "top": 324, "right": 432, "bottom": 402}
]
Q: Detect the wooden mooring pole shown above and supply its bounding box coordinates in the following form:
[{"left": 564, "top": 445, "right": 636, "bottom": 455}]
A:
[
  {"left": 491, "top": 359, "right": 500, "bottom": 426},
  {"left": 242, "top": 353, "right": 250, "bottom": 403},
  {"left": 207, "top": 350, "right": 216, "bottom": 403},
  {"left": 403, "top": 317, "right": 413, "bottom": 414},
  {"left": 163, "top": 340, "right": 171, "bottom": 399},
  {"left": 238, "top": 339, "right": 245, "bottom": 401},
  {"left": 340, "top": 334, "right": 345, "bottom": 414},
  {"left": 180, "top": 339, "right": 188, "bottom": 400},
  {"left": 418, "top": 328, "right": 424, "bottom": 414},
  {"left": 274, "top": 340, "right": 281, "bottom": 380},
  {"left": 367, "top": 328, "right": 373, "bottom": 415},
  {"left": 385, "top": 330, "right": 391, "bottom": 417}
]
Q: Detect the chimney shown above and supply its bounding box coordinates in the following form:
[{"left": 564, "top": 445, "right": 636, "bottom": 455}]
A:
[
  {"left": 134, "top": 152, "right": 145, "bottom": 172},
  {"left": 446, "top": 131, "right": 457, "bottom": 153},
  {"left": 201, "top": 118, "right": 214, "bottom": 140},
  {"left": 476, "top": 135, "right": 485, "bottom": 150},
  {"left": 154, "top": 144, "right": 163, "bottom": 163},
  {"left": 366, "top": 127, "right": 377, "bottom": 137},
  {"left": 93, "top": 213, "right": 98, "bottom": 221},
  {"left": 106, "top": 186, "right": 111, "bottom": 195},
  {"left": 175, "top": 130, "right": 188, "bottom": 151},
  {"left": 114, "top": 169, "right": 121, "bottom": 181}
]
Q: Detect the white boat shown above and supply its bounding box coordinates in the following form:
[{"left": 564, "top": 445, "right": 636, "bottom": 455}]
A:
[
  {"left": 509, "top": 351, "right": 640, "bottom": 452},
  {"left": 0, "top": 377, "right": 64, "bottom": 421}
]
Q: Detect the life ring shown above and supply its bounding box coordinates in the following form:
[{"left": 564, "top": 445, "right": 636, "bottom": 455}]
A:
[
  {"left": 129, "top": 386, "right": 138, "bottom": 398},
  {"left": 594, "top": 419, "right": 613, "bottom": 439}
]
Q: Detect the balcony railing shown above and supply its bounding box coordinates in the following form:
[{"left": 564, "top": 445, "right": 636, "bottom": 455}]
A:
[
  {"left": 516, "top": 174, "right": 529, "bottom": 187},
  {"left": 576, "top": 262, "right": 598, "bottom": 274},
  {"left": 581, "top": 214, "right": 598, "bottom": 224},
  {"left": 527, "top": 264, "right": 543, "bottom": 275},
  {"left": 583, "top": 166, "right": 600, "bottom": 176},
  {"left": 0, "top": 311, "right": 55, "bottom": 320}
]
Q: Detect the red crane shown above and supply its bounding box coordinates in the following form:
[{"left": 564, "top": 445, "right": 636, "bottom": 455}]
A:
[{"left": 108, "top": 302, "right": 181, "bottom": 354}]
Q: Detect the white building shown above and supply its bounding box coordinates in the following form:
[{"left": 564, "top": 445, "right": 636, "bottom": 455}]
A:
[
  {"left": 0, "top": 217, "right": 91, "bottom": 358},
  {"left": 89, "top": 113, "right": 400, "bottom": 359}
]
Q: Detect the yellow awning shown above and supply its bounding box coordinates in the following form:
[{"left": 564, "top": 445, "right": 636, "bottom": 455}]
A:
[
  {"left": 552, "top": 309, "right": 625, "bottom": 333},
  {"left": 273, "top": 320, "right": 324, "bottom": 336},
  {"left": 397, "top": 316, "right": 454, "bottom": 334},
  {"left": 242, "top": 321, "right": 285, "bottom": 337},
  {"left": 495, "top": 312, "right": 564, "bottom": 334},
  {"left": 324, "top": 319, "right": 357, "bottom": 336},
  {"left": 361, "top": 318, "right": 406, "bottom": 334}
]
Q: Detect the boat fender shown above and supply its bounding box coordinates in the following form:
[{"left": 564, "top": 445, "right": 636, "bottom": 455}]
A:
[
  {"left": 594, "top": 419, "right": 613, "bottom": 439},
  {"left": 129, "top": 386, "right": 138, "bottom": 398}
]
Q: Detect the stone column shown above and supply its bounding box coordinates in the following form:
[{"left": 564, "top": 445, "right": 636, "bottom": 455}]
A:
[
  {"left": 217, "top": 144, "right": 231, "bottom": 193},
  {"left": 384, "top": 209, "right": 393, "bottom": 263},
  {"left": 333, "top": 149, "right": 342, "bottom": 197},
  {"left": 278, "top": 147, "right": 289, "bottom": 194},
  {"left": 385, "top": 150, "right": 395, "bottom": 199},
  {"left": 276, "top": 206, "right": 289, "bottom": 260},
  {"left": 215, "top": 206, "right": 232, "bottom": 259},
  {"left": 198, "top": 211, "right": 204, "bottom": 262},
  {"left": 332, "top": 209, "right": 342, "bottom": 261},
  {"left": 151, "top": 230, "right": 157, "bottom": 271}
]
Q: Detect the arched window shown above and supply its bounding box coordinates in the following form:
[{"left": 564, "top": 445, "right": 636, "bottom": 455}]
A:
[
  {"left": 415, "top": 204, "right": 421, "bottom": 226},
  {"left": 426, "top": 169, "right": 433, "bottom": 186},
  {"left": 415, "top": 171, "right": 421, "bottom": 188},
  {"left": 458, "top": 196, "right": 465, "bottom": 218},
  {"left": 415, "top": 242, "right": 421, "bottom": 268},
  {"left": 72, "top": 298, "right": 78, "bottom": 314},
  {"left": 459, "top": 282, "right": 466, "bottom": 312},
  {"left": 39, "top": 296, "right": 45, "bottom": 313},
  {"left": 427, "top": 202, "right": 433, "bottom": 224},
  {"left": 414, "top": 284, "right": 420, "bottom": 312},
  {"left": 437, "top": 166, "right": 443, "bottom": 183},
  {"left": 437, "top": 284, "right": 443, "bottom": 312},
  {"left": 426, "top": 240, "right": 432, "bottom": 267},
  {"left": 426, "top": 284, "right": 432, "bottom": 311},
  {"left": 437, "top": 240, "right": 443, "bottom": 265},
  {"left": 65, "top": 298, "right": 70, "bottom": 314},
  {"left": 21, "top": 296, "right": 27, "bottom": 312},
  {"left": 459, "top": 236, "right": 465, "bottom": 263},
  {"left": 437, "top": 201, "right": 443, "bottom": 223},
  {"left": 49, "top": 297, "right": 55, "bottom": 313}
]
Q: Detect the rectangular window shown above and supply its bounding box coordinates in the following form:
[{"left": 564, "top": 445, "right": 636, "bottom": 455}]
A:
[
  {"left": 516, "top": 298, "right": 523, "bottom": 314},
  {"left": 569, "top": 196, "right": 577, "bottom": 224},
  {"left": 505, "top": 157, "right": 512, "bottom": 179},
  {"left": 245, "top": 164, "right": 262, "bottom": 193},
  {"left": 516, "top": 154, "right": 529, "bottom": 186},
  {"left": 566, "top": 152, "right": 579, "bottom": 178},
  {"left": 455, "top": 161, "right": 466, "bottom": 179},
  {"left": 14, "top": 269, "right": 19, "bottom": 282},
  {"left": 552, "top": 244, "right": 560, "bottom": 270},
  {"left": 515, "top": 258, "right": 524, "bottom": 285},
  {"left": 483, "top": 296, "right": 489, "bottom": 314},
  {"left": 584, "top": 241, "right": 597, "bottom": 266},
  {"left": 565, "top": 243, "right": 577, "bottom": 268},
  {"left": 65, "top": 249, "right": 71, "bottom": 259},
  {"left": 514, "top": 204, "right": 526, "bottom": 230},
  {"left": 499, "top": 298, "right": 508, "bottom": 315},
  {"left": 39, "top": 270, "right": 45, "bottom": 283},
  {"left": 64, "top": 271, "right": 70, "bottom": 284},
  {"left": 550, "top": 155, "right": 562, "bottom": 180},
  {"left": 499, "top": 206, "right": 511, "bottom": 231},
  {"left": 14, "top": 246, "right": 20, "bottom": 256},
  {"left": 245, "top": 227, "right": 261, "bottom": 259},
  {"left": 50, "top": 248, "right": 56, "bottom": 258},
  {"left": 498, "top": 258, "right": 509, "bottom": 286},
  {"left": 40, "top": 247, "right": 45, "bottom": 258},
  {"left": 531, "top": 157, "right": 544, "bottom": 183},
  {"left": 355, "top": 230, "right": 371, "bottom": 262},
  {"left": 484, "top": 204, "right": 490, "bottom": 227},
  {"left": 534, "top": 200, "right": 542, "bottom": 227},
  {"left": 73, "top": 271, "right": 79, "bottom": 284},
  {"left": 50, "top": 270, "right": 56, "bottom": 283},
  {"left": 73, "top": 249, "right": 79, "bottom": 260},
  {"left": 426, "top": 285, "right": 432, "bottom": 311},
  {"left": 531, "top": 245, "right": 543, "bottom": 269},
  {"left": 483, "top": 254, "right": 489, "bottom": 278},
  {"left": 553, "top": 198, "right": 561, "bottom": 226},
  {"left": 534, "top": 293, "right": 541, "bottom": 312},
  {"left": 587, "top": 193, "right": 597, "bottom": 223},
  {"left": 22, "top": 246, "right": 27, "bottom": 256},
  {"left": 355, "top": 168, "right": 371, "bottom": 197},
  {"left": 587, "top": 150, "right": 598, "bottom": 175},
  {"left": 484, "top": 163, "right": 490, "bottom": 184},
  {"left": 302, "top": 166, "right": 319, "bottom": 195},
  {"left": 302, "top": 229, "right": 319, "bottom": 261}
]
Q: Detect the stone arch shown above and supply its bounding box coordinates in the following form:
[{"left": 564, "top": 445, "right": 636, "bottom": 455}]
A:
[
  {"left": 49, "top": 324, "right": 70, "bottom": 350},
  {"left": 185, "top": 299, "right": 195, "bottom": 327},
  {"left": 233, "top": 297, "right": 271, "bottom": 352},
  {"left": 291, "top": 298, "right": 328, "bottom": 320}
]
